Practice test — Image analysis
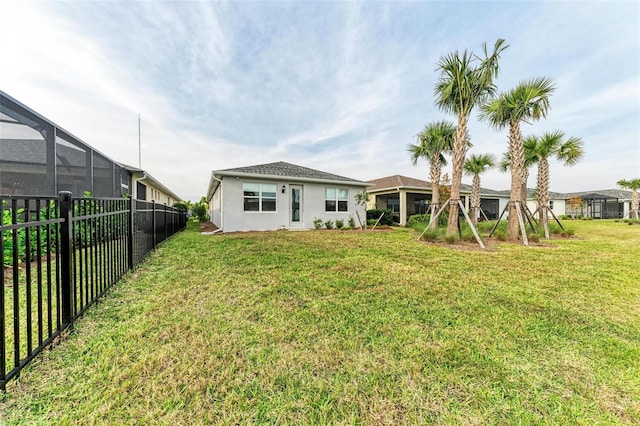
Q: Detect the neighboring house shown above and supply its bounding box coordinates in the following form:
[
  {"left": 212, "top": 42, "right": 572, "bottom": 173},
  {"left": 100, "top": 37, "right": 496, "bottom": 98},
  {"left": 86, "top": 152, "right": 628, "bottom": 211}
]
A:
[
  {"left": 123, "top": 165, "right": 181, "bottom": 206},
  {"left": 206, "top": 161, "right": 369, "bottom": 232},
  {"left": 562, "top": 189, "right": 633, "bottom": 219},
  {"left": 521, "top": 189, "right": 568, "bottom": 218},
  {"left": 366, "top": 173, "right": 632, "bottom": 223},
  {"left": 0, "top": 90, "right": 181, "bottom": 203},
  {"left": 366, "top": 175, "right": 510, "bottom": 225}
]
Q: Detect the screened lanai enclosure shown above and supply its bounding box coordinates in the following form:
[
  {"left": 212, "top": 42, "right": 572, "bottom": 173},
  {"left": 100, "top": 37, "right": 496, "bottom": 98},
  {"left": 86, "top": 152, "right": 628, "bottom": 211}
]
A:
[{"left": 1, "top": 91, "right": 129, "bottom": 197}]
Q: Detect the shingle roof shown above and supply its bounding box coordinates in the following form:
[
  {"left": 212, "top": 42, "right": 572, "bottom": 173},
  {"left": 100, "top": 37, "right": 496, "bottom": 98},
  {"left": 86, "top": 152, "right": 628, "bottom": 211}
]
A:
[
  {"left": 563, "top": 189, "right": 632, "bottom": 200},
  {"left": 367, "top": 175, "right": 431, "bottom": 191},
  {"left": 215, "top": 161, "right": 366, "bottom": 183},
  {"left": 366, "top": 174, "right": 490, "bottom": 195}
]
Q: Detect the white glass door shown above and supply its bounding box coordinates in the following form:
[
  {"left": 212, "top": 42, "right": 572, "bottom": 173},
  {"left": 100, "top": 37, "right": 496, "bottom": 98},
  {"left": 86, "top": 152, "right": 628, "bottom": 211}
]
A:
[{"left": 290, "top": 185, "right": 302, "bottom": 227}]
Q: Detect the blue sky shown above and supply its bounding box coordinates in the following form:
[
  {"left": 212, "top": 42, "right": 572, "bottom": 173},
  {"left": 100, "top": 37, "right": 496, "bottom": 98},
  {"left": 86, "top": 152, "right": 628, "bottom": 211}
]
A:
[{"left": 1, "top": 0, "right": 639, "bottom": 201}]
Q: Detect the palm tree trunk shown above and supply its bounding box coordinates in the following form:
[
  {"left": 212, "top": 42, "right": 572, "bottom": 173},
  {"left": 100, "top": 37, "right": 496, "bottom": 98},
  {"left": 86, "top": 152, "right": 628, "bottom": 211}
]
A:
[
  {"left": 447, "top": 115, "right": 468, "bottom": 235},
  {"left": 537, "top": 158, "right": 550, "bottom": 223},
  {"left": 471, "top": 174, "right": 480, "bottom": 226},
  {"left": 430, "top": 152, "right": 441, "bottom": 212},
  {"left": 632, "top": 190, "right": 639, "bottom": 220},
  {"left": 508, "top": 119, "right": 523, "bottom": 240},
  {"left": 521, "top": 168, "right": 529, "bottom": 207}
]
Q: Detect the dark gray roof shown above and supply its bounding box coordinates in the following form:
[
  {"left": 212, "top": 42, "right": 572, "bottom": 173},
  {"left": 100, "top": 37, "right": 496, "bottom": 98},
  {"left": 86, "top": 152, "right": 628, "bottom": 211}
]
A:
[
  {"left": 216, "top": 161, "right": 366, "bottom": 183},
  {"left": 563, "top": 189, "right": 633, "bottom": 200}
]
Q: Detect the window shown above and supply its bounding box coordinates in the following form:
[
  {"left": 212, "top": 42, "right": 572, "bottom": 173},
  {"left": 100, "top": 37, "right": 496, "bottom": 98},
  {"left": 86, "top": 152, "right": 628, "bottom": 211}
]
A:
[
  {"left": 137, "top": 182, "right": 147, "bottom": 200},
  {"left": 244, "top": 183, "right": 276, "bottom": 212},
  {"left": 325, "top": 188, "right": 348, "bottom": 212},
  {"left": 387, "top": 198, "right": 400, "bottom": 213}
]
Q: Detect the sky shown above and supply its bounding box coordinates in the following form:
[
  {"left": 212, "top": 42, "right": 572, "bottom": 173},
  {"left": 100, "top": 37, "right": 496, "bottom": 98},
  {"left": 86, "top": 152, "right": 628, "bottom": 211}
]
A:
[{"left": 1, "top": 0, "right": 639, "bottom": 202}]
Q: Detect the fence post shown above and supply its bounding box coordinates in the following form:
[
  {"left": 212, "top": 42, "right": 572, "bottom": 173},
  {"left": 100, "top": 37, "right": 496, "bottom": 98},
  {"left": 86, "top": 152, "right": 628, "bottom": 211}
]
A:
[
  {"left": 152, "top": 200, "right": 156, "bottom": 249},
  {"left": 128, "top": 197, "right": 134, "bottom": 269},
  {"left": 59, "top": 191, "right": 75, "bottom": 326},
  {"left": 164, "top": 203, "right": 168, "bottom": 242}
]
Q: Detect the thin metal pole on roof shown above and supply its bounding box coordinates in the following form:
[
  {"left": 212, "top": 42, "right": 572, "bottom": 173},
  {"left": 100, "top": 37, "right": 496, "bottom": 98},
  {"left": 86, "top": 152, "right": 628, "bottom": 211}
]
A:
[{"left": 138, "top": 114, "right": 141, "bottom": 169}]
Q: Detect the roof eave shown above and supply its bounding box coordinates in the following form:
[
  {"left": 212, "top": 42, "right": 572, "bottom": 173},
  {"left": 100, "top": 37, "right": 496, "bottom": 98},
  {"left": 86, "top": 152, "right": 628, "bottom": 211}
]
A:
[{"left": 214, "top": 170, "right": 371, "bottom": 187}]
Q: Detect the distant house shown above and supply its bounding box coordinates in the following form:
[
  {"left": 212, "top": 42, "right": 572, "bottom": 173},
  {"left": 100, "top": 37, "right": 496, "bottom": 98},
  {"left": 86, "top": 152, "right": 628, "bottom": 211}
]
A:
[
  {"left": 562, "top": 190, "right": 633, "bottom": 219},
  {"left": 0, "top": 90, "right": 181, "bottom": 203},
  {"left": 365, "top": 173, "right": 633, "bottom": 222},
  {"left": 206, "top": 161, "right": 369, "bottom": 232},
  {"left": 366, "top": 175, "right": 510, "bottom": 225},
  {"left": 123, "top": 165, "right": 181, "bottom": 206}
]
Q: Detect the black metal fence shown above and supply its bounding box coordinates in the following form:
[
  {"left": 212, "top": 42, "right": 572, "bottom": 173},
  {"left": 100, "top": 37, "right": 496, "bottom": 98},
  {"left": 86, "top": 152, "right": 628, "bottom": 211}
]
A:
[{"left": 0, "top": 192, "right": 186, "bottom": 390}]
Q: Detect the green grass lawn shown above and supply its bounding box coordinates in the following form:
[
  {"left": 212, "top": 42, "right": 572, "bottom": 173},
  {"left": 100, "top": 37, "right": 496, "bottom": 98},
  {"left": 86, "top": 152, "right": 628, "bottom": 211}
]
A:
[{"left": 2, "top": 220, "right": 639, "bottom": 424}]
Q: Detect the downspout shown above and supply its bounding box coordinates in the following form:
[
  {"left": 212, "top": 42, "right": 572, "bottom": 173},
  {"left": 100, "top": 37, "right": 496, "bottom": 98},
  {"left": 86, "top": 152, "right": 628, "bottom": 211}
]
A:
[
  {"left": 210, "top": 173, "right": 223, "bottom": 232},
  {"left": 134, "top": 171, "right": 147, "bottom": 200}
]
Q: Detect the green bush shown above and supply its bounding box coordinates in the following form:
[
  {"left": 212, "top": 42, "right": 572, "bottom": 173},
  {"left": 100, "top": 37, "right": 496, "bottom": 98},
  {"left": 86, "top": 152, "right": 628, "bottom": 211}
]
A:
[
  {"left": 493, "top": 229, "right": 507, "bottom": 241},
  {"left": 324, "top": 220, "right": 334, "bottom": 229},
  {"left": 3, "top": 200, "right": 58, "bottom": 267},
  {"left": 477, "top": 220, "right": 499, "bottom": 233},
  {"left": 407, "top": 214, "right": 428, "bottom": 227},
  {"left": 192, "top": 204, "right": 208, "bottom": 222},
  {"left": 335, "top": 219, "right": 344, "bottom": 229},
  {"left": 366, "top": 209, "right": 394, "bottom": 226},
  {"left": 419, "top": 228, "right": 440, "bottom": 242},
  {"left": 348, "top": 216, "right": 356, "bottom": 228},
  {"left": 313, "top": 218, "right": 323, "bottom": 229},
  {"left": 444, "top": 233, "right": 458, "bottom": 244}
]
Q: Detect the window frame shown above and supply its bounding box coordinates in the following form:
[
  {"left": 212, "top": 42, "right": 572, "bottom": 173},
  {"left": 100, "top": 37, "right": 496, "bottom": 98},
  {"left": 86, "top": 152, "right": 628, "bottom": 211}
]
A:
[
  {"left": 325, "top": 187, "right": 349, "bottom": 212},
  {"left": 243, "top": 182, "right": 277, "bottom": 213}
]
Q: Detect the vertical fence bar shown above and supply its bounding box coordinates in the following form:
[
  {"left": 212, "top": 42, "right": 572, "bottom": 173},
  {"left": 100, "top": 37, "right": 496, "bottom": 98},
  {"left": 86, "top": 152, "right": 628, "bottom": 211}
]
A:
[
  {"left": 24, "top": 200, "right": 33, "bottom": 356},
  {"left": 59, "top": 191, "right": 74, "bottom": 326},
  {"left": 128, "top": 198, "right": 134, "bottom": 269},
  {"left": 0, "top": 199, "right": 6, "bottom": 389},
  {"left": 164, "top": 204, "right": 168, "bottom": 243},
  {"left": 11, "top": 199, "right": 20, "bottom": 372},
  {"left": 152, "top": 200, "right": 156, "bottom": 250},
  {"left": 35, "top": 199, "right": 43, "bottom": 347}
]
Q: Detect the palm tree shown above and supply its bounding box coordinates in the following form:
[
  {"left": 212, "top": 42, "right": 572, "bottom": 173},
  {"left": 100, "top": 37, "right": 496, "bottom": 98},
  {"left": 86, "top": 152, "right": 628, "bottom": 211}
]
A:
[
  {"left": 463, "top": 153, "right": 495, "bottom": 226},
  {"left": 480, "top": 77, "right": 555, "bottom": 241},
  {"left": 434, "top": 39, "right": 508, "bottom": 236},
  {"left": 499, "top": 141, "right": 538, "bottom": 208},
  {"left": 617, "top": 178, "right": 640, "bottom": 220},
  {"left": 527, "top": 131, "right": 584, "bottom": 237},
  {"left": 408, "top": 120, "right": 456, "bottom": 221}
]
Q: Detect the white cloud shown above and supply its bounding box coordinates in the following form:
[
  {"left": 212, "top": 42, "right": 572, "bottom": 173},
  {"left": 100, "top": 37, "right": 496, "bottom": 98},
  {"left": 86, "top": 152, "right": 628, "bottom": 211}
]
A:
[{"left": 1, "top": 1, "right": 638, "bottom": 201}]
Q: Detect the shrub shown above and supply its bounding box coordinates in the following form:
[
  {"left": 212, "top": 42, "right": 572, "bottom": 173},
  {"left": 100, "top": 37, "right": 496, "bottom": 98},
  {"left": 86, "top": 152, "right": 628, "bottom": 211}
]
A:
[
  {"left": 407, "top": 214, "right": 428, "bottom": 227},
  {"left": 335, "top": 219, "right": 344, "bottom": 229},
  {"left": 192, "top": 204, "right": 208, "bottom": 222},
  {"left": 493, "top": 229, "right": 507, "bottom": 241},
  {"left": 348, "top": 216, "right": 356, "bottom": 228},
  {"left": 313, "top": 218, "right": 323, "bottom": 229},
  {"left": 324, "top": 220, "right": 334, "bottom": 229},
  {"left": 476, "top": 221, "right": 496, "bottom": 233},
  {"left": 528, "top": 233, "right": 540, "bottom": 243},
  {"left": 366, "top": 209, "right": 394, "bottom": 226},
  {"left": 461, "top": 230, "right": 476, "bottom": 242},
  {"left": 444, "top": 233, "right": 458, "bottom": 244},
  {"left": 549, "top": 223, "right": 563, "bottom": 235},
  {"left": 419, "top": 228, "right": 439, "bottom": 242}
]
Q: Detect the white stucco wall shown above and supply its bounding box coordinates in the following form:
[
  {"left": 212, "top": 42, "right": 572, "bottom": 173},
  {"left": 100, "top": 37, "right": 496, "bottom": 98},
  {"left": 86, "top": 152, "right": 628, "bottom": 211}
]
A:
[
  {"left": 215, "top": 177, "right": 367, "bottom": 232},
  {"left": 526, "top": 198, "right": 567, "bottom": 217}
]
